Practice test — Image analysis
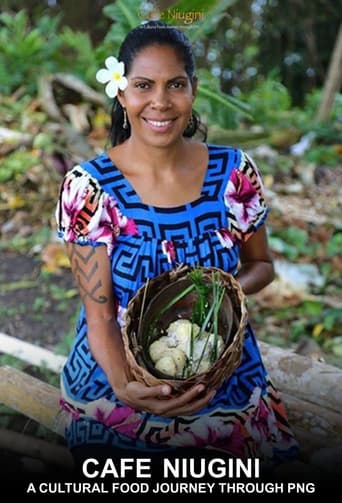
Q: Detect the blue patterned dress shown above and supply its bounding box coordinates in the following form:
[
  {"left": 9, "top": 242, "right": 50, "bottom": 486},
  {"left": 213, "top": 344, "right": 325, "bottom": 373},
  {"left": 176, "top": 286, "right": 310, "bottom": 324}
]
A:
[{"left": 56, "top": 144, "right": 298, "bottom": 463}]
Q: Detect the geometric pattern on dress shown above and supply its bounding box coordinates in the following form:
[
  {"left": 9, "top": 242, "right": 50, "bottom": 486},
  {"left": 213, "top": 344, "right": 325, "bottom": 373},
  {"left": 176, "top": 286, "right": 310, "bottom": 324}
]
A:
[{"left": 62, "top": 146, "right": 266, "bottom": 404}]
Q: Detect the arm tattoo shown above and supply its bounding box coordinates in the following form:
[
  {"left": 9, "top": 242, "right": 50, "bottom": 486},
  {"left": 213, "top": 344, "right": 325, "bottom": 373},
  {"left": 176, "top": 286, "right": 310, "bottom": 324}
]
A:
[{"left": 69, "top": 246, "right": 107, "bottom": 304}]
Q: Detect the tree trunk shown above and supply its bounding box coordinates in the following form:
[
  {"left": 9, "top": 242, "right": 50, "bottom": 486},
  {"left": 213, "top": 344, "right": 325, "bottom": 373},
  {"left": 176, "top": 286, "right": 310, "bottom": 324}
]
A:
[{"left": 317, "top": 23, "right": 342, "bottom": 122}]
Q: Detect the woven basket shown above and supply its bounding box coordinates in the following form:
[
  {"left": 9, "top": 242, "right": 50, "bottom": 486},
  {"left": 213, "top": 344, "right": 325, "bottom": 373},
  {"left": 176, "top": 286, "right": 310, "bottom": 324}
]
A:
[{"left": 123, "top": 265, "right": 248, "bottom": 394}]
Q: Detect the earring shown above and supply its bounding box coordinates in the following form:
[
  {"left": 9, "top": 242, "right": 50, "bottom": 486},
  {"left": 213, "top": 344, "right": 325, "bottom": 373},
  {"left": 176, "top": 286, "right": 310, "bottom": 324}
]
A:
[
  {"left": 187, "top": 112, "right": 194, "bottom": 130},
  {"left": 123, "top": 108, "right": 128, "bottom": 129}
]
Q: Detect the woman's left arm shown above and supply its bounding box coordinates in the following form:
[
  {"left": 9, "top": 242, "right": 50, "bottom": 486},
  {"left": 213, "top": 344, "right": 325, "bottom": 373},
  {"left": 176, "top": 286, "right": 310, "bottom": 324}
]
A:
[{"left": 235, "top": 225, "right": 275, "bottom": 295}]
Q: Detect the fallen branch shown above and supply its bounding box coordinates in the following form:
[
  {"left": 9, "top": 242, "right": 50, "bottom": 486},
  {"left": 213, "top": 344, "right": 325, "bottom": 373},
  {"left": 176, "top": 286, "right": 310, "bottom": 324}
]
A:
[
  {"left": 37, "top": 73, "right": 106, "bottom": 123},
  {"left": 0, "top": 126, "right": 33, "bottom": 155},
  {"left": 0, "top": 332, "right": 66, "bottom": 373}
]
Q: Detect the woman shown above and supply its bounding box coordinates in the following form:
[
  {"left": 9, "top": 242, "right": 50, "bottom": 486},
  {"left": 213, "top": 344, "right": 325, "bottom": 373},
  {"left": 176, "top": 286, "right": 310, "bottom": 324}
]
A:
[{"left": 56, "top": 20, "right": 298, "bottom": 474}]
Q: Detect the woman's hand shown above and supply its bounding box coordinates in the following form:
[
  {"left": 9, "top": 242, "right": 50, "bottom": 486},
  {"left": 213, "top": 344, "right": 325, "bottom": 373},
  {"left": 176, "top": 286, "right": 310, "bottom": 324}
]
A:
[{"left": 115, "top": 381, "right": 216, "bottom": 417}]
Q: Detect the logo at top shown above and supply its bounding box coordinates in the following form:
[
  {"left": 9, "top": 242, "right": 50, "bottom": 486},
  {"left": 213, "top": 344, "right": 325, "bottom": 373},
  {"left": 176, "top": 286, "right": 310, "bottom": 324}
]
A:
[{"left": 138, "top": 2, "right": 205, "bottom": 25}]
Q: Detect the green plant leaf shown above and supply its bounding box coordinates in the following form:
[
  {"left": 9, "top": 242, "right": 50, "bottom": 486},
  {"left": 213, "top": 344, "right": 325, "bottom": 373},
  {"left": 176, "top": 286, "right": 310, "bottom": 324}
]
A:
[
  {"left": 103, "top": 0, "right": 141, "bottom": 31},
  {"left": 115, "top": 0, "right": 141, "bottom": 30},
  {"left": 197, "top": 84, "right": 252, "bottom": 117}
]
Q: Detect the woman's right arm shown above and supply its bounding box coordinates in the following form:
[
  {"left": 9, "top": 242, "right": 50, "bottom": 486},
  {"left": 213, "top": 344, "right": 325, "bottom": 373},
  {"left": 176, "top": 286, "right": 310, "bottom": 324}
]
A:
[
  {"left": 66, "top": 242, "right": 215, "bottom": 415},
  {"left": 66, "top": 242, "right": 131, "bottom": 393}
]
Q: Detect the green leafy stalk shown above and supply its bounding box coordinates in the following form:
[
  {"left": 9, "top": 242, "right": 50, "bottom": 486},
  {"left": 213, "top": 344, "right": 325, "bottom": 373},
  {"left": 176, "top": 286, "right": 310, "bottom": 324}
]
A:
[
  {"left": 197, "top": 85, "right": 253, "bottom": 119},
  {"left": 156, "top": 283, "right": 196, "bottom": 318},
  {"left": 211, "top": 280, "right": 226, "bottom": 363},
  {"left": 192, "top": 270, "right": 226, "bottom": 373},
  {"left": 147, "top": 283, "right": 196, "bottom": 345},
  {"left": 188, "top": 319, "right": 196, "bottom": 378},
  {"left": 194, "top": 300, "right": 216, "bottom": 373},
  {"left": 188, "top": 268, "right": 210, "bottom": 325}
]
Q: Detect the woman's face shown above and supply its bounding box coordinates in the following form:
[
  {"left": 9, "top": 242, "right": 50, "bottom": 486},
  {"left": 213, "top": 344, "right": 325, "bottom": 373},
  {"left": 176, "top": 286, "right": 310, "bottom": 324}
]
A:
[{"left": 118, "top": 44, "right": 197, "bottom": 148}]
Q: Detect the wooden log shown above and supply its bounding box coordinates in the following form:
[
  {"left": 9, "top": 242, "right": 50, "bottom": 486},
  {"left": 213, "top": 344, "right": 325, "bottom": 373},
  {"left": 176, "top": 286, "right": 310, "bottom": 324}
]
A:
[
  {"left": 259, "top": 341, "right": 342, "bottom": 413},
  {"left": 281, "top": 392, "right": 342, "bottom": 453},
  {"left": 0, "top": 341, "right": 341, "bottom": 459},
  {"left": 0, "top": 365, "right": 61, "bottom": 433}
]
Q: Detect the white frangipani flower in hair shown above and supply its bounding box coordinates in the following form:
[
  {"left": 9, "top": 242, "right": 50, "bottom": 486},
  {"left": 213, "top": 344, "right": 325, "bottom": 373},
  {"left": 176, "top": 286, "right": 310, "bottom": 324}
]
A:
[{"left": 96, "top": 56, "right": 128, "bottom": 98}]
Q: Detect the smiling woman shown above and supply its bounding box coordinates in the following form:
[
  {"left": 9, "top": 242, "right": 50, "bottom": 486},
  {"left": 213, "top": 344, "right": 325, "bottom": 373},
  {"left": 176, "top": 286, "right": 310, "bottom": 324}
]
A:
[{"left": 55, "top": 20, "right": 298, "bottom": 478}]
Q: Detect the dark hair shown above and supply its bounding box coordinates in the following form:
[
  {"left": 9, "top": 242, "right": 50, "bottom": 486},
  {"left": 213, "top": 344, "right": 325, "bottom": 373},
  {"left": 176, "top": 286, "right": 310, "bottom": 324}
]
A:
[{"left": 109, "top": 20, "right": 207, "bottom": 146}]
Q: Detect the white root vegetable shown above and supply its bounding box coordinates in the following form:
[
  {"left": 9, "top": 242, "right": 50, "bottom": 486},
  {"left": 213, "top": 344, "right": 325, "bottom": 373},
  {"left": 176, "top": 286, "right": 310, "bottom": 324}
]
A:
[
  {"left": 150, "top": 342, "right": 187, "bottom": 377},
  {"left": 167, "top": 348, "right": 187, "bottom": 375},
  {"left": 155, "top": 355, "right": 177, "bottom": 376},
  {"left": 148, "top": 319, "right": 224, "bottom": 377},
  {"left": 192, "top": 332, "right": 224, "bottom": 364},
  {"left": 167, "top": 319, "right": 200, "bottom": 353},
  {"left": 149, "top": 339, "right": 168, "bottom": 362}
]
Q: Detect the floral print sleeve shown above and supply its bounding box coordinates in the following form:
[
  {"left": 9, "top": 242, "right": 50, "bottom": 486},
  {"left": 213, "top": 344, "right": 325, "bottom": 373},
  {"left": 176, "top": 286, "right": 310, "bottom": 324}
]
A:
[
  {"left": 223, "top": 151, "right": 269, "bottom": 244},
  {"left": 55, "top": 165, "right": 137, "bottom": 256}
]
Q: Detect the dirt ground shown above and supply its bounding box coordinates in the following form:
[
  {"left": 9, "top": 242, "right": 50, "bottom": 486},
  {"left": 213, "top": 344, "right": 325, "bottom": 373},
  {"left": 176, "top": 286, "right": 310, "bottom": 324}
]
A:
[{"left": 0, "top": 250, "right": 79, "bottom": 350}]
